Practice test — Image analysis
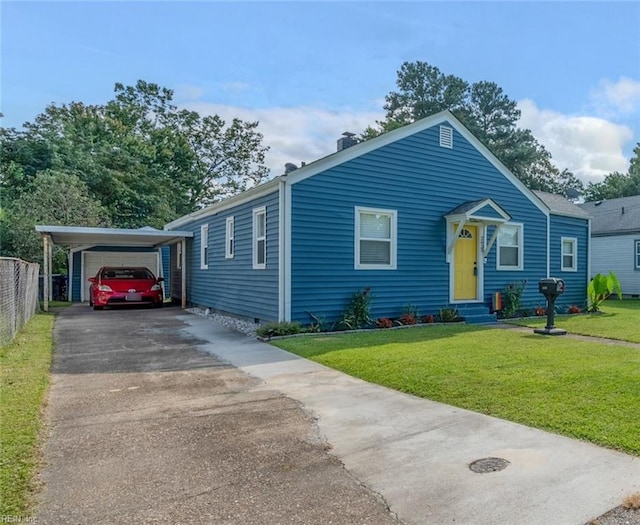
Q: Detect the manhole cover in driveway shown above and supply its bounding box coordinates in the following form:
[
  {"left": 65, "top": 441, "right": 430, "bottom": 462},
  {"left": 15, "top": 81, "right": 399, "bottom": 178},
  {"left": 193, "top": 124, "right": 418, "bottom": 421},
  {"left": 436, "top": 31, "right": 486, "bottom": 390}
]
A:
[{"left": 469, "top": 457, "right": 510, "bottom": 473}]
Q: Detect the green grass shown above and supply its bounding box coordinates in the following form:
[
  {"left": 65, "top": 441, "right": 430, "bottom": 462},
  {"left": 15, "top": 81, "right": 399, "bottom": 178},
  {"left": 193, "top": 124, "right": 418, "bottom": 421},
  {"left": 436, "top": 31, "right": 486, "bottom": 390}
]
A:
[
  {"left": 274, "top": 324, "right": 640, "bottom": 455},
  {"left": 508, "top": 299, "right": 640, "bottom": 343},
  {"left": 0, "top": 313, "right": 54, "bottom": 515}
]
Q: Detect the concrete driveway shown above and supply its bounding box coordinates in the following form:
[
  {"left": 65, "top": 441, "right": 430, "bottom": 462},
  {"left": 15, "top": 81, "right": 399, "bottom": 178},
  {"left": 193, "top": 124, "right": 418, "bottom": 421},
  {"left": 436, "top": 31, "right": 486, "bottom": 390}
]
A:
[
  {"left": 36, "top": 305, "right": 398, "bottom": 524},
  {"left": 38, "top": 305, "right": 640, "bottom": 525}
]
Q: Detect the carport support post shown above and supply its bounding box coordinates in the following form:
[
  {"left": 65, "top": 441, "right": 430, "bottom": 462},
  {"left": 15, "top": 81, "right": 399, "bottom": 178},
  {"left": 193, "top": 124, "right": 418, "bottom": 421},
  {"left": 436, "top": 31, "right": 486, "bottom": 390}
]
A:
[
  {"left": 43, "top": 234, "right": 49, "bottom": 312},
  {"left": 181, "top": 239, "right": 186, "bottom": 309}
]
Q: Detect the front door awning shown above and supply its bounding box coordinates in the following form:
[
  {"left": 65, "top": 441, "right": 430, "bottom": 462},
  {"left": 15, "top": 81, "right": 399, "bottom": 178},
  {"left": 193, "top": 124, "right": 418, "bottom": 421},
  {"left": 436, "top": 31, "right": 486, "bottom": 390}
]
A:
[{"left": 444, "top": 198, "right": 512, "bottom": 259}]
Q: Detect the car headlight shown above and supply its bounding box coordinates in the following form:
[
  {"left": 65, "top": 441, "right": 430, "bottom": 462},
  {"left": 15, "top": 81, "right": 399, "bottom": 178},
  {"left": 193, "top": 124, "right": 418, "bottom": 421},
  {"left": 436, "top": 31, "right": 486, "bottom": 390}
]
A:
[
  {"left": 151, "top": 284, "right": 162, "bottom": 291},
  {"left": 97, "top": 285, "right": 113, "bottom": 292}
]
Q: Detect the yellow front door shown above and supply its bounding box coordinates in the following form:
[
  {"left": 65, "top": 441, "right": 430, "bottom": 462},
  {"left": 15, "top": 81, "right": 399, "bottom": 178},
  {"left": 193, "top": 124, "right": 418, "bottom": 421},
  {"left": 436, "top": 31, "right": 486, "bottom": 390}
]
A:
[{"left": 453, "top": 224, "right": 478, "bottom": 301}]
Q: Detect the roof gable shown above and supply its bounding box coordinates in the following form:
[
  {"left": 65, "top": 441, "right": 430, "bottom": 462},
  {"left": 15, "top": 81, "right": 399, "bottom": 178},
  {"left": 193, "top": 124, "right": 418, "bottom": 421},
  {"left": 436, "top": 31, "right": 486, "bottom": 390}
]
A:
[
  {"left": 578, "top": 195, "right": 640, "bottom": 234},
  {"left": 286, "top": 110, "right": 548, "bottom": 216},
  {"left": 444, "top": 198, "right": 511, "bottom": 223}
]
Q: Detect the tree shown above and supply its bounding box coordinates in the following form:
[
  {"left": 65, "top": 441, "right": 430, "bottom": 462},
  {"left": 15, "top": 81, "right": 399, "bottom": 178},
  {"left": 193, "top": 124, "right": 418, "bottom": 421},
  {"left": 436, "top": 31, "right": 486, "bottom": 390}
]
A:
[
  {"left": 2, "top": 80, "right": 270, "bottom": 230},
  {"left": 584, "top": 143, "right": 640, "bottom": 201},
  {"left": 1, "top": 170, "right": 110, "bottom": 270},
  {"left": 366, "top": 61, "right": 583, "bottom": 197}
]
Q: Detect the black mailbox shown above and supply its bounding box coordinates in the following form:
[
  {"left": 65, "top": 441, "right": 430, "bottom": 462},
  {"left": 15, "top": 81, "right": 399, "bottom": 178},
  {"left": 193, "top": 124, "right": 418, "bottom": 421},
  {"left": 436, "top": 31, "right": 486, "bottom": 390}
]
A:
[
  {"left": 538, "top": 278, "right": 565, "bottom": 296},
  {"left": 535, "top": 277, "right": 566, "bottom": 336}
]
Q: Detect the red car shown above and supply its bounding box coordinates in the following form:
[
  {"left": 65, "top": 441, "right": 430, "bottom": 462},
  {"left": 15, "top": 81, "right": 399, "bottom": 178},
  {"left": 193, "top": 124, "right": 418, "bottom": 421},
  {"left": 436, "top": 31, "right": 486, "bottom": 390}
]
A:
[{"left": 88, "top": 267, "right": 164, "bottom": 310}]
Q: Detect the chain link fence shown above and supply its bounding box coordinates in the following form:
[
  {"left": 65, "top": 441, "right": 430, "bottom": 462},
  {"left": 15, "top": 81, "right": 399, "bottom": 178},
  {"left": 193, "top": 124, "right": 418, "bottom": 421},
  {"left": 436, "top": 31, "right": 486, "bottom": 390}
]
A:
[{"left": 0, "top": 257, "right": 41, "bottom": 347}]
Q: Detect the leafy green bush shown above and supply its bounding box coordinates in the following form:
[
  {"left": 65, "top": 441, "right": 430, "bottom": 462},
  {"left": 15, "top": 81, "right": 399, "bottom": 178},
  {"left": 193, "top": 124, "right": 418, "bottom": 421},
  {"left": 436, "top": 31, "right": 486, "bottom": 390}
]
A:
[
  {"left": 438, "top": 307, "right": 460, "bottom": 323},
  {"left": 399, "top": 304, "right": 419, "bottom": 325},
  {"left": 503, "top": 280, "right": 527, "bottom": 318},
  {"left": 339, "top": 287, "right": 373, "bottom": 329},
  {"left": 256, "top": 321, "right": 303, "bottom": 338},
  {"left": 305, "top": 311, "right": 334, "bottom": 333},
  {"left": 587, "top": 271, "right": 622, "bottom": 312}
]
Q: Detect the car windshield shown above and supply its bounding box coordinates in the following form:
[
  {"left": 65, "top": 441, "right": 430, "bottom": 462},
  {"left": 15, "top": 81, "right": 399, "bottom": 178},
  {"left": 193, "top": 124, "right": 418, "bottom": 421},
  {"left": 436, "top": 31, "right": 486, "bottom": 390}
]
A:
[{"left": 101, "top": 268, "right": 154, "bottom": 280}]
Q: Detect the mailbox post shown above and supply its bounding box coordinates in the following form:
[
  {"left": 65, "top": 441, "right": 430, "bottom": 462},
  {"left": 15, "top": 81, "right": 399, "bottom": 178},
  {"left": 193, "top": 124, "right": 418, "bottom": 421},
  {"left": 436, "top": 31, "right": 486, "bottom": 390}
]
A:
[{"left": 534, "top": 278, "right": 567, "bottom": 336}]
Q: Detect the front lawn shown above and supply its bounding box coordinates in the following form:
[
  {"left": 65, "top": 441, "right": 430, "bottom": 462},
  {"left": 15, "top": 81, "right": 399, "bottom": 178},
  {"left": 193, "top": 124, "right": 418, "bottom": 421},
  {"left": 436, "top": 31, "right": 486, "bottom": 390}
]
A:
[
  {"left": 508, "top": 299, "right": 640, "bottom": 343},
  {"left": 273, "top": 325, "right": 640, "bottom": 455},
  {"left": 0, "top": 313, "right": 54, "bottom": 515}
]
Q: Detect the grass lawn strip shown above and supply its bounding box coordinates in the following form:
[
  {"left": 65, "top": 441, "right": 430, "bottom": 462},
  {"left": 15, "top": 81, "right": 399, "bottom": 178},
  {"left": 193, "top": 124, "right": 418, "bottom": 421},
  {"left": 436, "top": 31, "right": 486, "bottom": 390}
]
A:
[
  {"left": 508, "top": 300, "right": 640, "bottom": 344},
  {"left": 273, "top": 324, "right": 640, "bottom": 456},
  {"left": 0, "top": 313, "right": 54, "bottom": 516}
]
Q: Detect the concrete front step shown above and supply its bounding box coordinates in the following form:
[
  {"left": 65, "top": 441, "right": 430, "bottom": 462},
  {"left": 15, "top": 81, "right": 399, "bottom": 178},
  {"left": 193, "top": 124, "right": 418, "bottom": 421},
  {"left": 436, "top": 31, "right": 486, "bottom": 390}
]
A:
[{"left": 456, "top": 305, "right": 497, "bottom": 325}]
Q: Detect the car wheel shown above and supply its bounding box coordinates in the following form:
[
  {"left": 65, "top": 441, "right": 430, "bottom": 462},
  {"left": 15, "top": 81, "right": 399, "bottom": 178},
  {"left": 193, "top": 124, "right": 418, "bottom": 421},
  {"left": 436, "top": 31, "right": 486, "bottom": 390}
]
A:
[{"left": 93, "top": 305, "right": 103, "bottom": 311}]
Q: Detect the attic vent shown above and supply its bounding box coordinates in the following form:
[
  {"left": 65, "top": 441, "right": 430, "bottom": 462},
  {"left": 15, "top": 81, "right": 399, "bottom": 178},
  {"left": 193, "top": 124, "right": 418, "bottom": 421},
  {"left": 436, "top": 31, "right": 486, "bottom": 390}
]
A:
[{"left": 439, "top": 126, "right": 453, "bottom": 149}]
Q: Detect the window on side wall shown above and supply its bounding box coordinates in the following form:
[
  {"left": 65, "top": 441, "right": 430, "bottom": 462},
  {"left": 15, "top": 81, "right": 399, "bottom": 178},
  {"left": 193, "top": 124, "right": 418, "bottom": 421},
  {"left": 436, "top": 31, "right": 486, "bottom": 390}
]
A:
[
  {"left": 497, "top": 223, "right": 523, "bottom": 270},
  {"left": 561, "top": 237, "right": 577, "bottom": 271},
  {"left": 253, "top": 207, "right": 266, "bottom": 269},
  {"left": 200, "top": 224, "right": 209, "bottom": 270},
  {"left": 177, "top": 241, "right": 183, "bottom": 270},
  {"left": 225, "top": 217, "right": 235, "bottom": 259},
  {"left": 355, "top": 207, "right": 397, "bottom": 269},
  {"left": 635, "top": 240, "right": 640, "bottom": 269}
]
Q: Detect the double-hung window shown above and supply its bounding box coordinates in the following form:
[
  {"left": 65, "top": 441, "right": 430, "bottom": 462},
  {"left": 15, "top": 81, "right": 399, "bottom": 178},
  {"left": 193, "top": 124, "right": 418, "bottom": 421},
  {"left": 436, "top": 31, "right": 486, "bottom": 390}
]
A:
[
  {"left": 200, "top": 224, "right": 209, "bottom": 270},
  {"left": 225, "top": 217, "right": 235, "bottom": 259},
  {"left": 561, "top": 237, "right": 577, "bottom": 271},
  {"left": 253, "top": 207, "right": 266, "bottom": 269},
  {"left": 635, "top": 240, "right": 640, "bottom": 270},
  {"left": 355, "top": 207, "right": 397, "bottom": 269},
  {"left": 497, "top": 223, "right": 523, "bottom": 270}
]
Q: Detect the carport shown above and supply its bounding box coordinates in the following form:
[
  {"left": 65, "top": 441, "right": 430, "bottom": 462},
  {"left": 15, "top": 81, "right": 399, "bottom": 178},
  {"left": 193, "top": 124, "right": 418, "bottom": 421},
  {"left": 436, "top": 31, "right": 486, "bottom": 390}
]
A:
[{"left": 35, "top": 225, "right": 193, "bottom": 312}]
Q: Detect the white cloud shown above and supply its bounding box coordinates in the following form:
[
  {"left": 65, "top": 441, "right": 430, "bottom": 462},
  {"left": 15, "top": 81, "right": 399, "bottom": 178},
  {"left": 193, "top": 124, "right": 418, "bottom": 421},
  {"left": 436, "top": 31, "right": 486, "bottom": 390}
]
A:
[
  {"left": 180, "top": 97, "right": 633, "bottom": 187},
  {"left": 180, "top": 102, "right": 384, "bottom": 176},
  {"left": 174, "top": 84, "right": 206, "bottom": 101},
  {"left": 589, "top": 77, "right": 640, "bottom": 117},
  {"left": 221, "top": 81, "right": 251, "bottom": 92},
  {"left": 518, "top": 99, "right": 633, "bottom": 185}
]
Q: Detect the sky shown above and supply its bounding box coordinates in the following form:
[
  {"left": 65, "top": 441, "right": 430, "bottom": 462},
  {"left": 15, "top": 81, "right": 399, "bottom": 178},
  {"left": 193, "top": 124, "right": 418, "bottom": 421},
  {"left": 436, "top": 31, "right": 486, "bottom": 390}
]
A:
[{"left": 2, "top": 1, "right": 639, "bottom": 186}]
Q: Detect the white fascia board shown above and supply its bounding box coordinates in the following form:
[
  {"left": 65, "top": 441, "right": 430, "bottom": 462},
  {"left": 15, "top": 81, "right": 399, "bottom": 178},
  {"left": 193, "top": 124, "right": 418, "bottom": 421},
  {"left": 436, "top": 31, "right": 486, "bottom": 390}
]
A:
[
  {"left": 164, "top": 179, "right": 281, "bottom": 230},
  {"left": 466, "top": 199, "right": 512, "bottom": 221},
  {"left": 548, "top": 210, "right": 592, "bottom": 220}
]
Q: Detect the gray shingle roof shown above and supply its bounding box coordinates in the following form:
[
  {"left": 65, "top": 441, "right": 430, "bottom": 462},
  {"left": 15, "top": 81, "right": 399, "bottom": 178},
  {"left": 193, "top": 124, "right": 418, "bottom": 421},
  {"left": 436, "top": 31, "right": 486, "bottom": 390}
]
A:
[
  {"left": 578, "top": 195, "right": 640, "bottom": 235},
  {"left": 533, "top": 191, "right": 591, "bottom": 219}
]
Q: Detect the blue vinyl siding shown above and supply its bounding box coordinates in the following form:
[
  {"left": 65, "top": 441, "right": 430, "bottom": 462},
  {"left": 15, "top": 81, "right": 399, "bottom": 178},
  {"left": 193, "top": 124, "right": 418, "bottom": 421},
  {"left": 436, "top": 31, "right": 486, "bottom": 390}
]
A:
[
  {"left": 176, "top": 191, "right": 279, "bottom": 322},
  {"left": 549, "top": 215, "right": 589, "bottom": 308},
  {"left": 289, "top": 123, "right": 549, "bottom": 323},
  {"left": 160, "top": 245, "right": 170, "bottom": 299}
]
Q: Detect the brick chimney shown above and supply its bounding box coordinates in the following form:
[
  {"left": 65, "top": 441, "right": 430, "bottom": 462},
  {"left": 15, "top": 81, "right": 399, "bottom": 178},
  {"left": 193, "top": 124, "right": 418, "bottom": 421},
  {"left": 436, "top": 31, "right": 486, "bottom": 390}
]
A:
[{"left": 337, "top": 132, "right": 358, "bottom": 152}]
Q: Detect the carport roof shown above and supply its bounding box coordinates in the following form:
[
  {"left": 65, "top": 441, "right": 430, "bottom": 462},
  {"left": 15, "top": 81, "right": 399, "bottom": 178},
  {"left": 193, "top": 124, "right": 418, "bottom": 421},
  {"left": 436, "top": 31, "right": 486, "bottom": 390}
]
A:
[{"left": 35, "top": 225, "right": 193, "bottom": 248}]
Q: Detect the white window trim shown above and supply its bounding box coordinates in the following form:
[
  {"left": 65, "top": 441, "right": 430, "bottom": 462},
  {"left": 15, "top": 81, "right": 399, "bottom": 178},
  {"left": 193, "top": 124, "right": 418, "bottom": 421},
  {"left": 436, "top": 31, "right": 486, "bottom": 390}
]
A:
[
  {"left": 496, "top": 222, "right": 524, "bottom": 271},
  {"left": 561, "top": 237, "right": 578, "bottom": 272},
  {"left": 200, "top": 224, "right": 209, "bottom": 270},
  {"left": 225, "top": 216, "right": 235, "bottom": 259},
  {"left": 177, "top": 241, "right": 183, "bottom": 270},
  {"left": 253, "top": 206, "right": 266, "bottom": 270},
  {"left": 354, "top": 206, "right": 397, "bottom": 270},
  {"left": 635, "top": 240, "right": 640, "bottom": 270}
]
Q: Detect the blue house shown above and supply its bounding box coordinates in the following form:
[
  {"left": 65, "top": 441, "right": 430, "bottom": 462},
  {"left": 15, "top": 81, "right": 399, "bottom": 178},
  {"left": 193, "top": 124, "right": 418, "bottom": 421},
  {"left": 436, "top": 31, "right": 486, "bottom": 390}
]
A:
[{"left": 165, "top": 111, "right": 590, "bottom": 324}]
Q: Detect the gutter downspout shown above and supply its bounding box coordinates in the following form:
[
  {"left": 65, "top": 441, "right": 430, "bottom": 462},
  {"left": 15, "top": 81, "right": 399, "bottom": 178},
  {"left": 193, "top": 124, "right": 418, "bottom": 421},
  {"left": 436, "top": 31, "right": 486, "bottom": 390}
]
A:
[
  {"left": 181, "top": 239, "right": 187, "bottom": 309},
  {"left": 278, "top": 177, "right": 287, "bottom": 321},
  {"left": 546, "top": 214, "right": 551, "bottom": 277},
  {"left": 587, "top": 218, "right": 591, "bottom": 294}
]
